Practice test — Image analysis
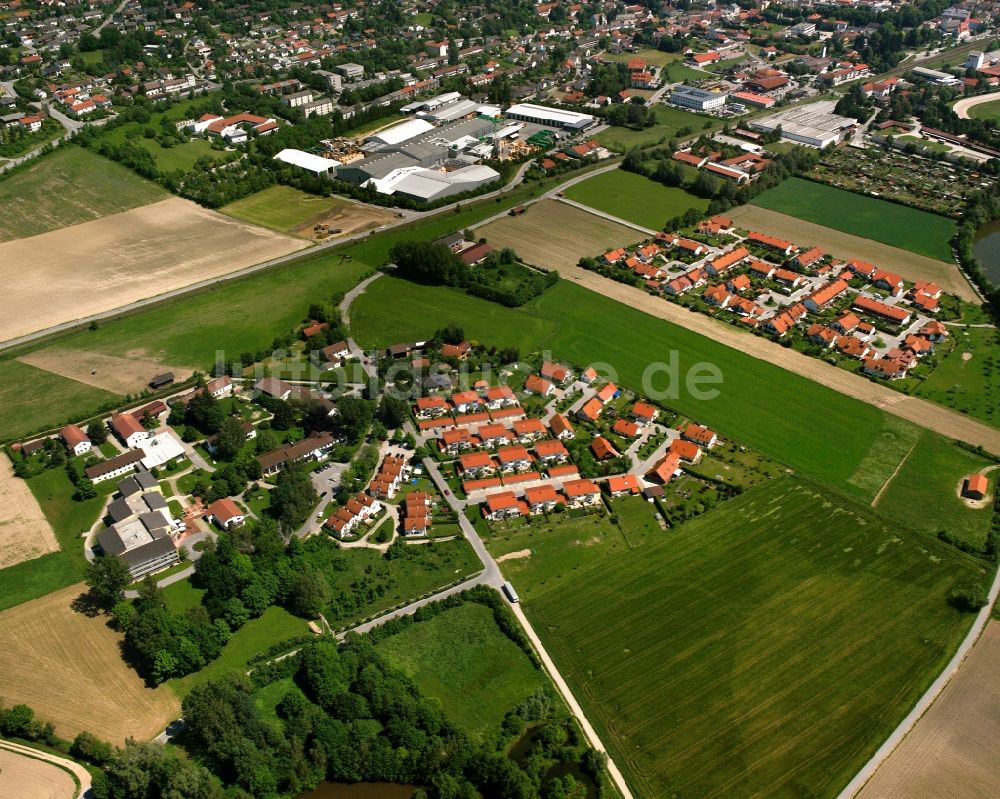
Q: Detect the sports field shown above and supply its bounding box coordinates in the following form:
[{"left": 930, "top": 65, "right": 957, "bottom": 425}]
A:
[
  {"left": 594, "top": 104, "right": 719, "bottom": 151},
  {"left": 0, "top": 749, "right": 76, "bottom": 799},
  {"left": 750, "top": 177, "right": 956, "bottom": 261},
  {"left": 727, "top": 204, "right": 974, "bottom": 300},
  {"left": 476, "top": 199, "right": 640, "bottom": 270},
  {"left": 858, "top": 620, "right": 1000, "bottom": 799},
  {"left": 352, "top": 277, "right": 899, "bottom": 492},
  {"left": 220, "top": 184, "right": 396, "bottom": 240},
  {"left": 0, "top": 147, "right": 167, "bottom": 241},
  {"left": 915, "top": 326, "right": 1000, "bottom": 427},
  {"left": 968, "top": 97, "right": 1000, "bottom": 121},
  {"left": 563, "top": 169, "right": 709, "bottom": 230},
  {"left": 494, "top": 478, "right": 981, "bottom": 799},
  {"left": 0, "top": 582, "right": 180, "bottom": 743},
  {"left": 375, "top": 602, "right": 544, "bottom": 739},
  {"left": 0, "top": 196, "right": 309, "bottom": 344}
]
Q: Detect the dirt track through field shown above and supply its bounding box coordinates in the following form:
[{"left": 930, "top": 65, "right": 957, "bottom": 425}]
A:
[
  {"left": 0, "top": 583, "right": 180, "bottom": 744},
  {"left": 17, "top": 348, "right": 193, "bottom": 396},
  {"left": 857, "top": 621, "right": 1000, "bottom": 799},
  {"left": 0, "top": 455, "right": 58, "bottom": 569},
  {"left": 0, "top": 197, "right": 309, "bottom": 344},
  {"left": 554, "top": 263, "right": 1000, "bottom": 456},
  {"left": 294, "top": 202, "right": 397, "bottom": 242},
  {"left": 476, "top": 200, "right": 639, "bottom": 270},
  {"left": 728, "top": 205, "right": 978, "bottom": 301},
  {"left": 0, "top": 748, "right": 76, "bottom": 799}
]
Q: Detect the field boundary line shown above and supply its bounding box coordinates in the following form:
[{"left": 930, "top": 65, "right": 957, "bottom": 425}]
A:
[
  {"left": 837, "top": 558, "right": 1000, "bottom": 798},
  {"left": 870, "top": 440, "right": 919, "bottom": 508},
  {"left": 553, "top": 196, "right": 657, "bottom": 237}
]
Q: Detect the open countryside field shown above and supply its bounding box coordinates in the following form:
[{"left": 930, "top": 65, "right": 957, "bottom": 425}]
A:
[
  {"left": 874, "top": 431, "right": 996, "bottom": 549},
  {"left": 915, "top": 326, "right": 1000, "bottom": 427},
  {"left": 594, "top": 104, "right": 719, "bottom": 151},
  {"left": 494, "top": 478, "right": 983, "bottom": 799},
  {"left": 0, "top": 197, "right": 309, "bottom": 345},
  {"left": 0, "top": 455, "right": 57, "bottom": 569},
  {"left": 858, "top": 621, "right": 1000, "bottom": 799},
  {"left": 17, "top": 348, "right": 194, "bottom": 396},
  {"left": 476, "top": 200, "right": 639, "bottom": 270},
  {"left": 0, "top": 582, "right": 180, "bottom": 743},
  {"left": 727, "top": 203, "right": 976, "bottom": 300},
  {"left": 220, "top": 184, "right": 397, "bottom": 241},
  {"left": 563, "top": 169, "right": 709, "bottom": 230},
  {"left": 375, "top": 602, "right": 545, "bottom": 739},
  {"left": 750, "top": 177, "right": 957, "bottom": 262},
  {"left": 0, "top": 749, "right": 76, "bottom": 799},
  {"left": 0, "top": 147, "right": 167, "bottom": 241}
]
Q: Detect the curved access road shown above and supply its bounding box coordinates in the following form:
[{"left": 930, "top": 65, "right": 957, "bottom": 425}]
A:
[
  {"left": 838, "top": 559, "right": 1000, "bottom": 797},
  {"left": 952, "top": 92, "right": 1000, "bottom": 119},
  {"left": 553, "top": 263, "right": 1000, "bottom": 456},
  {"left": 0, "top": 739, "right": 92, "bottom": 799}
]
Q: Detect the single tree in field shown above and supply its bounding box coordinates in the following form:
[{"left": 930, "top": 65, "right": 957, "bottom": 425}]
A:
[{"left": 86, "top": 555, "right": 131, "bottom": 608}]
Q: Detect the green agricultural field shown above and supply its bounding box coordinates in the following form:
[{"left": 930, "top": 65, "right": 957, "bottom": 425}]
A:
[
  {"left": 0, "top": 552, "right": 80, "bottom": 614},
  {"left": 352, "top": 277, "right": 901, "bottom": 493},
  {"left": 220, "top": 185, "right": 346, "bottom": 234},
  {"left": 875, "top": 432, "right": 996, "bottom": 549},
  {"left": 496, "top": 478, "right": 983, "bottom": 799},
  {"left": 375, "top": 602, "right": 544, "bottom": 739},
  {"left": 968, "top": 98, "right": 1000, "bottom": 122},
  {"left": 0, "top": 147, "right": 167, "bottom": 241},
  {"left": 594, "top": 105, "right": 719, "bottom": 151},
  {"left": 750, "top": 177, "right": 956, "bottom": 261},
  {"left": 916, "top": 326, "right": 1000, "bottom": 428},
  {"left": 0, "top": 359, "right": 117, "bottom": 442},
  {"left": 563, "top": 169, "right": 708, "bottom": 229}
]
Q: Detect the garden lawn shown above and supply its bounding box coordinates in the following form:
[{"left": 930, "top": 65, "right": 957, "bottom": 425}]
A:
[
  {"left": 0, "top": 147, "right": 167, "bottom": 241},
  {"left": 750, "top": 177, "right": 956, "bottom": 261},
  {"left": 497, "top": 477, "right": 983, "bottom": 799},
  {"left": 874, "top": 431, "right": 996, "bottom": 550},
  {"left": 171, "top": 605, "right": 309, "bottom": 698},
  {"left": 0, "top": 359, "right": 117, "bottom": 442},
  {"left": 563, "top": 169, "right": 708, "bottom": 229},
  {"left": 915, "top": 326, "right": 999, "bottom": 428},
  {"left": 375, "top": 602, "right": 544, "bottom": 739},
  {"left": 220, "top": 185, "right": 346, "bottom": 234},
  {"left": 352, "top": 277, "right": 899, "bottom": 493}
]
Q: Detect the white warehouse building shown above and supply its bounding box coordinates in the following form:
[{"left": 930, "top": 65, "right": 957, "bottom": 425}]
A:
[
  {"left": 504, "top": 103, "right": 594, "bottom": 131},
  {"left": 669, "top": 86, "right": 727, "bottom": 111}
]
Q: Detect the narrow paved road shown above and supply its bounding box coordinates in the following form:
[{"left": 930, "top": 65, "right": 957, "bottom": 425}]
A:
[
  {"left": 837, "top": 558, "right": 1000, "bottom": 797},
  {"left": 0, "top": 739, "right": 93, "bottom": 798}
]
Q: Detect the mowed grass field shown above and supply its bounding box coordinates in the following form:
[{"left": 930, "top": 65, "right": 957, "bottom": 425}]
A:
[
  {"left": 494, "top": 478, "right": 983, "bottom": 799},
  {"left": 915, "top": 326, "right": 1000, "bottom": 428},
  {"left": 0, "top": 147, "right": 167, "bottom": 241},
  {"left": 968, "top": 98, "right": 1000, "bottom": 121},
  {"left": 352, "top": 277, "right": 903, "bottom": 493},
  {"left": 593, "top": 104, "right": 720, "bottom": 151},
  {"left": 0, "top": 582, "right": 180, "bottom": 743},
  {"left": 476, "top": 199, "right": 640, "bottom": 270},
  {"left": 563, "top": 169, "right": 709, "bottom": 230},
  {"left": 220, "top": 185, "right": 348, "bottom": 234},
  {"left": 750, "top": 177, "right": 957, "bottom": 261},
  {"left": 375, "top": 602, "right": 545, "bottom": 739}
]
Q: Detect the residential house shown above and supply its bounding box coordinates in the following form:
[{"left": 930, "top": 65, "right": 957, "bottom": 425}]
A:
[
  {"left": 111, "top": 413, "right": 149, "bottom": 449},
  {"left": 484, "top": 491, "right": 523, "bottom": 520},
  {"left": 534, "top": 439, "right": 569, "bottom": 464},
  {"left": 613, "top": 418, "right": 640, "bottom": 438},
  {"left": 60, "top": 424, "right": 91, "bottom": 456},
  {"left": 497, "top": 445, "right": 533, "bottom": 473},
  {"left": 255, "top": 377, "right": 293, "bottom": 401},
  {"left": 682, "top": 423, "right": 717, "bottom": 448},
  {"left": 524, "top": 484, "right": 561, "bottom": 514},
  {"left": 451, "top": 390, "right": 483, "bottom": 414},
  {"left": 590, "top": 436, "right": 619, "bottom": 460},
  {"left": 577, "top": 397, "right": 604, "bottom": 422},
  {"left": 541, "top": 361, "right": 573, "bottom": 384},
  {"left": 853, "top": 296, "right": 911, "bottom": 326},
  {"left": 550, "top": 413, "right": 576, "bottom": 439},
  {"left": 206, "top": 498, "right": 246, "bottom": 530},
  {"left": 512, "top": 417, "right": 546, "bottom": 442},
  {"left": 415, "top": 396, "right": 450, "bottom": 419},
  {"left": 671, "top": 439, "right": 702, "bottom": 464},
  {"left": 460, "top": 450, "right": 496, "bottom": 477},
  {"left": 607, "top": 474, "right": 641, "bottom": 496},
  {"left": 631, "top": 402, "right": 659, "bottom": 425},
  {"left": 524, "top": 374, "right": 555, "bottom": 396},
  {"left": 804, "top": 279, "right": 850, "bottom": 312},
  {"left": 747, "top": 231, "right": 797, "bottom": 256},
  {"left": 562, "top": 479, "right": 601, "bottom": 508},
  {"left": 647, "top": 452, "right": 681, "bottom": 483}
]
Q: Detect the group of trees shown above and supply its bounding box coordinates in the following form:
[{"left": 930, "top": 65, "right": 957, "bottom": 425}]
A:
[{"left": 390, "top": 241, "right": 559, "bottom": 307}]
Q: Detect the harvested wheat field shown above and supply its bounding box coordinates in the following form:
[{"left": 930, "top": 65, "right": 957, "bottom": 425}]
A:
[
  {"left": 728, "top": 205, "right": 977, "bottom": 301},
  {"left": 0, "top": 197, "right": 309, "bottom": 344},
  {"left": 17, "top": 348, "right": 192, "bottom": 396},
  {"left": 293, "top": 202, "right": 397, "bottom": 242},
  {"left": 0, "top": 456, "right": 57, "bottom": 569},
  {"left": 0, "top": 749, "right": 76, "bottom": 799},
  {"left": 858, "top": 621, "right": 1000, "bottom": 799},
  {"left": 476, "top": 200, "right": 639, "bottom": 271},
  {"left": 0, "top": 583, "right": 180, "bottom": 744}
]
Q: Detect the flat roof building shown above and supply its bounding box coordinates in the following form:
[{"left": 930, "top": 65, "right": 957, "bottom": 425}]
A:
[
  {"left": 670, "top": 86, "right": 727, "bottom": 111},
  {"left": 504, "top": 103, "right": 594, "bottom": 130},
  {"left": 749, "top": 101, "right": 855, "bottom": 148}
]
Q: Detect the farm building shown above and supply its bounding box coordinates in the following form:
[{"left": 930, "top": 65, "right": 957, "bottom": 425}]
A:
[{"left": 962, "top": 474, "right": 988, "bottom": 500}]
